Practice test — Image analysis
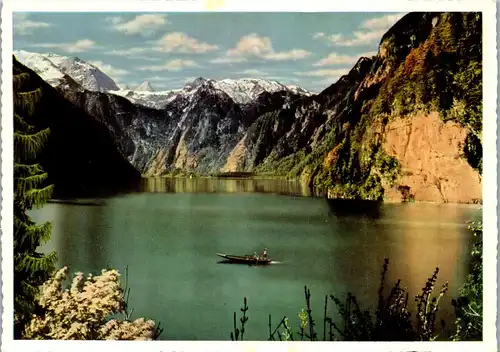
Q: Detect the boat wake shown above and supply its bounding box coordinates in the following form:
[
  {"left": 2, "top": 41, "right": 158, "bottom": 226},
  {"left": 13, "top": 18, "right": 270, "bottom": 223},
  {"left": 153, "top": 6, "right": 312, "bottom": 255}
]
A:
[{"left": 216, "top": 259, "right": 283, "bottom": 266}]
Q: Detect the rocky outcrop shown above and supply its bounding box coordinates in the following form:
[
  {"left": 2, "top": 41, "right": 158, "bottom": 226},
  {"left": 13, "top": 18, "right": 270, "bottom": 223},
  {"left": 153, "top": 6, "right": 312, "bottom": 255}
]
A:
[
  {"left": 382, "top": 113, "right": 481, "bottom": 203},
  {"left": 55, "top": 78, "right": 295, "bottom": 176},
  {"left": 44, "top": 71, "right": 310, "bottom": 176},
  {"left": 244, "top": 12, "right": 483, "bottom": 204}
]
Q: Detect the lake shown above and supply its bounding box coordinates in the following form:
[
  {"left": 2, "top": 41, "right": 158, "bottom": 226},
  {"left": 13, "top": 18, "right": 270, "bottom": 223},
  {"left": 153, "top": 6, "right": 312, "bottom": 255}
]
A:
[{"left": 32, "top": 178, "right": 482, "bottom": 341}]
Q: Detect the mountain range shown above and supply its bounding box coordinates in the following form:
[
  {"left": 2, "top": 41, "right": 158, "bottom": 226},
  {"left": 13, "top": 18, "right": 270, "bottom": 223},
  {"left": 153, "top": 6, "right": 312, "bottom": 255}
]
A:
[{"left": 13, "top": 12, "right": 483, "bottom": 203}]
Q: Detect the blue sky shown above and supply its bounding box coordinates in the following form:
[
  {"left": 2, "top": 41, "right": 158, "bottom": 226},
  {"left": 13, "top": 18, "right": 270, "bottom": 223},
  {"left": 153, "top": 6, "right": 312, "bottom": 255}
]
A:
[{"left": 13, "top": 12, "right": 406, "bottom": 92}]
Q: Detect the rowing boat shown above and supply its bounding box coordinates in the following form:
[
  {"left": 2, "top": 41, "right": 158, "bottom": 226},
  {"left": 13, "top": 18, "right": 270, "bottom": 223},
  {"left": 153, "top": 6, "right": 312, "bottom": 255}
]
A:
[{"left": 216, "top": 253, "right": 272, "bottom": 265}]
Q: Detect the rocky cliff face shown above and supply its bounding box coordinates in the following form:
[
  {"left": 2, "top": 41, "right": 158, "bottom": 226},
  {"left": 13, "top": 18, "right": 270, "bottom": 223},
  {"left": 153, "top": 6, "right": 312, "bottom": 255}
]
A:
[
  {"left": 53, "top": 76, "right": 305, "bottom": 176},
  {"left": 14, "top": 12, "right": 482, "bottom": 203},
  {"left": 382, "top": 113, "right": 482, "bottom": 203},
  {"left": 237, "top": 12, "right": 482, "bottom": 203},
  {"left": 13, "top": 57, "right": 141, "bottom": 197}
]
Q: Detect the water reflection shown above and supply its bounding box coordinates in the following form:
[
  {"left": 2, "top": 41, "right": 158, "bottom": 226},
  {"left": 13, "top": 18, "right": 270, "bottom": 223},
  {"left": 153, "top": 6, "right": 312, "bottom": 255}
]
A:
[
  {"left": 31, "top": 180, "right": 481, "bottom": 340},
  {"left": 326, "top": 199, "right": 383, "bottom": 219},
  {"left": 34, "top": 202, "right": 111, "bottom": 274},
  {"left": 381, "top": 203, "right": 471, "bottom": 331},
  {"left": 139, "top": 177, "right": 312, "bottom": 197},
  {"left": 323, "top": 201, "right": 479, "bottom": 337}
]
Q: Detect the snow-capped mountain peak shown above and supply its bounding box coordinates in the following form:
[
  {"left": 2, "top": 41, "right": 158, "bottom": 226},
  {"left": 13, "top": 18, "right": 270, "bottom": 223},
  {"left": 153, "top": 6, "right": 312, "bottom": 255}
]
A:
[
  {"left": 13, "top": 50, "right": 66, "bottom": 87},
  {"left": 212, "top": 77, "right": 313, "bottom": 105},
  {"left": 135, "top": 81, "right": 155, "bottom": 92},
  {"left": 184, "top": 77, "right": 213, "bottom": 91},
  {"left": 13, "top": 50, "right": 120, "bottom": 92},
  {"left": 15, "top": 50, "right": 314, "bottom": 110}
]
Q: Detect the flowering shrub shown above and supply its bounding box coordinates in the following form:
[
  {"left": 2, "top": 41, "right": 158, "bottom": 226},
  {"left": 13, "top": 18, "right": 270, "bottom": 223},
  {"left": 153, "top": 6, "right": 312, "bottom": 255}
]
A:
[{"left": 23, "top": 267, "right": 160, "bottom": 340}]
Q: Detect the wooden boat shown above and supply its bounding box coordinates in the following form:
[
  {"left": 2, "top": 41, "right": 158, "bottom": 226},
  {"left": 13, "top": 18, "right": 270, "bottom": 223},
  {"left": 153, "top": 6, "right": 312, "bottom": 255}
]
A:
[{"left": 216, "top": 253, "right": 272, "bottom": 265}]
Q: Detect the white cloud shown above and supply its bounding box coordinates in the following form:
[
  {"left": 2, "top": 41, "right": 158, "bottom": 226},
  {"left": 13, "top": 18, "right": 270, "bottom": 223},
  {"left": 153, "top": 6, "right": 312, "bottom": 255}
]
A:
[
  {"left": 27, "top": 39, "right": 96, "bottom": 53},
  {"left": 327, "top": 34, "right": 343, "bottom": 42},
  {"left": 333, "top": 30, "right": 387, "bottom": 47},
  {"left": 210, "top": 56, "right": 248, "bottom": 64},
  {"left": 133, "top": 56, "right": 163, "bottom": 62},
  {"left": 295, "top": 68, "right": 349, "bottom": 78},
  {"left": 238, "top": 69, "right": 269, "bottom": 76},
  {"left": 313, "top": 32, "right": 325, "bottom": 40},
  {"left": 226, "top": 33, "right": 273, "bottom": 57},
  {"left": 154, "top": 32, "right": 218, "bottom": 53},
  {"left": 14, "top": 13, "right": 52, "bottom": 35},
  {"left": 138, "top": 59, "right": 200, "bottom": 72},
  {"left": 103, "top": 47, "right": 162, "bottom": 61},
  {"left": 312, "top": 14, "right": 405, "bottom": 48},
  {"left": 313, "top": 53, "right": 360, "bottom": 67},
  {"left": 148, "top": 76, "right": 171, "bottom": 82},
  {"left": 315, "top": 30, "right": 386, "bottom": 47},
  {"left": 88, "top": 60, "right": 129, "bottom": 78},
  {"left": 313, "top": 51, "right": 378, "bottom": 67},
  {"left": 105, "top": 16, "right": 122, "bottom": 25},
  {"left": 360, "top": 13, "right": 405, "bottom": 30},
  {"left": 110, "top": 14, "right": 169, "bottom": 35},
  {"left": 105, "top": 47, "right": 148, "bottom": 56},
  {"left": 213, "top": 33, "right": 311, "bottom": 63},
  {"left": 64, "top": 39, "right": 96, "bottom": 52},
  {"left": 264, "top": 49, "right": 311, "bottom": 61}
]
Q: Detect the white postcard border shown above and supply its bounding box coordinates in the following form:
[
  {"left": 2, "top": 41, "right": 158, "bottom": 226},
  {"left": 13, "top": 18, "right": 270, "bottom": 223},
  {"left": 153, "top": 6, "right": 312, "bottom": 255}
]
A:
[{"left": 1, "top": 1, "right": 497, "bottom": 351}]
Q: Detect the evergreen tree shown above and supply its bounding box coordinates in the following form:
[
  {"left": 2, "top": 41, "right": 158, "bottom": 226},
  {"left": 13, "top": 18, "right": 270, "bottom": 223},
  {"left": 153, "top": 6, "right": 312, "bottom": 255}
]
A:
[{"left": 13, "top": 64, "right": 57, "bottom": 338}]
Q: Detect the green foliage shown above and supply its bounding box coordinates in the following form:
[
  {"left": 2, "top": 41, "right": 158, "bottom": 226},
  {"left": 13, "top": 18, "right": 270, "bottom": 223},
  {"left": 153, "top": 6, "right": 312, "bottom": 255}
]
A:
[
  {"left": 462, "top": 133, "right": 482, "bottom": 174},
  {"left": 235, "top": 259, "right": 450, "bottom": 341},
  {"left": 256, "top": 150, "right": 307, "bottom": 177},
  {"left": 452, "top": 221, "right": 483, "bottom": 341},
  {"left": 370, "top": 13, "right": 482, "bottom": 170},
  {"left": 306, "top": 13, "right": 481, "bottom": 198},
  {"left": 13, "top": 71, "right": 57, "bottom": 338},
  {"left": 448, "top": 60, "right": 482, "bottom": 140},
  {"left": 374, "top": 150, "right": 401, "bottom": 186},
  {"left": 230, "top": 297, "right": 249, "bottom": 341}
]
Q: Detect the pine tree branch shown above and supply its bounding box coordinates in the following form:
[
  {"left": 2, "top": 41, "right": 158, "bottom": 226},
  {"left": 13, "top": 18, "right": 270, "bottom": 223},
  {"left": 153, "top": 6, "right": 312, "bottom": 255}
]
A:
[
  {"left": 17, "top": 251, "right": 57, "bottom": 274},
  {"left": 14, "top": 113, "right": 33, "bottom": 133},
  {"left": 15, "top": 172, "right": 49, "bottom": 196},
  {"left": 14, "top": 128, "right": 51, "bottom": 161},
  {"left": 25, "top": 185, "right": 54, "bottom": 209},
  {"left": 13, "top": 72, "right": 30, "bottom": 91},
  {"left": 14, "top": 88, "right": 43, "bottom": 116}
]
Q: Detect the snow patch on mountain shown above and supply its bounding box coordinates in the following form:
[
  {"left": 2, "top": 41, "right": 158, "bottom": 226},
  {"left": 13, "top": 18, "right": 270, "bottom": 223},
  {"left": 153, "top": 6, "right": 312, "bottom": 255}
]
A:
[
  {"left": 14, "top": 50, "right": 315, "bottom": 110},
  {"left": 109, "top": 88, "right": 182, "bottom": 110},
  {"left": 13, "top": 50, "right": 120, "bottom": 92},
  {"left": 135, "top": 80, "right": 155, "bottom": 92},
  {"left": 212, "top": 78, "right": 313, "bottom": 105},
  {"left": 13, "top": 50, "right": 66, "bottom": 87},
  {"left": 112, "top": 77, "right": 314, "bottom": 109}
]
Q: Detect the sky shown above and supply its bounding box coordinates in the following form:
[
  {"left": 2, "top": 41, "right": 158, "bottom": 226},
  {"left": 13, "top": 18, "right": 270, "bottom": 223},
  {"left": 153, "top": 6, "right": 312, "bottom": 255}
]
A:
[{"left": 13, "top": 12, "right": 407, "bottom": 92}]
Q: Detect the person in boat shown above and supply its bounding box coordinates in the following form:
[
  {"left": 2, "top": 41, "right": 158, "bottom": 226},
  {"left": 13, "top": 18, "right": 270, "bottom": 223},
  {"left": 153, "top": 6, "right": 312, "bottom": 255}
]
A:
[
  {"left": 261, "top": 248, "right": 268, "bottom": 260},
  {"left": 253, "top": 252, "right": 259, "bottom": 260}
]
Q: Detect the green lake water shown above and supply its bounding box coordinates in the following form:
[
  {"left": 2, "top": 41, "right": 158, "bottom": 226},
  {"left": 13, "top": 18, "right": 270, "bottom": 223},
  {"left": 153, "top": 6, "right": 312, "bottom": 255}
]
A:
[{"left": 32, "top": 178, "right": 482, "bottom": 340}]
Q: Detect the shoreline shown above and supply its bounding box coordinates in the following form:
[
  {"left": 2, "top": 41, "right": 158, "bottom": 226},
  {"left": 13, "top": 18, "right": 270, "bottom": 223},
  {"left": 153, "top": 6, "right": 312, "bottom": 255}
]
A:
[{"left": 46, "top": 176, "right": 484, "bottom": 207}]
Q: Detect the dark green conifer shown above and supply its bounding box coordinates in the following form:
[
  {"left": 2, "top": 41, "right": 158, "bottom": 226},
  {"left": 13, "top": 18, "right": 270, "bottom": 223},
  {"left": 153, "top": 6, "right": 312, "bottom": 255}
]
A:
[{"left": 13, "top": 63, "right": 57, "bottom": 338}]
